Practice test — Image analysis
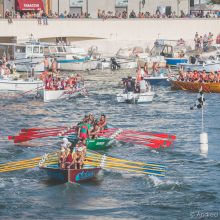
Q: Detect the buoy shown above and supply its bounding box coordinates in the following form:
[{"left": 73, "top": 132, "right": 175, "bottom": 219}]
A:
[{"left": 200, "top": 132, "right": 208, "bottom": 154}]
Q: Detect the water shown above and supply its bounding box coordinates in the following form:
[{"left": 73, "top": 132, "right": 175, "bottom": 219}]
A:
[{"left": 0, "top": 70, "right": 220, "bottom": 220}]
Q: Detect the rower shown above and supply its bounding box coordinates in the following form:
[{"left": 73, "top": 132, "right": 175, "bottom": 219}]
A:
[
  {"left": 65, "top": 147, "right": 74, "bottom": 169},
  {"left": 78, "top": 117, "right": 91, "bottom": 139},
  {"left": 90, "top": 123, "right": 100, "bottom": 139},
  {"left": 98, "top": 114, "right": 107, "bottom": 130},
  {"left": 72, "top": 144, "right": 85, "bottom": 169},
  {"left": 88, "top": 113, "right": 95, "bottom": 125},
  {"left": 62, "top": 137, "right": 72, "bottom": 149},
  {"left": 59, "top": 147, "right": 66, "bottom": 169}
]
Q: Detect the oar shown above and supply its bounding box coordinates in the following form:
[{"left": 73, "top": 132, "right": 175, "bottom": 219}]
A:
[
  {"left": 86, "top": 157, "right": 165, "bottom": 173},
  {"left": 85, "top": 160, "right": 165, "bottom": 177},
  {"left": 20, "top": 126, "right": 68, "bottom": 132},
  {"left": 99, "top": 128, "right": 176, "bottom": 140},
  {"left": 87, "top": 151, "right": 165, "bottom": 168}
]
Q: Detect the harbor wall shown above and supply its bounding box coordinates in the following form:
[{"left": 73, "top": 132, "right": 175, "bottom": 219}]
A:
[{"left": 0, "top": 18, "right": 220, "bottom": 55}]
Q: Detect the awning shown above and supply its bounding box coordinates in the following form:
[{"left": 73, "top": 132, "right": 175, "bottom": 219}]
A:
[{"left": 16, "top": 0, "right": 44, "bottom": 11}]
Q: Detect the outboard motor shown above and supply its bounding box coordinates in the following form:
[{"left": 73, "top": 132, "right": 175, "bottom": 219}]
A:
[{"left": 110, "top": 57, "right": 120, "bottom": 71}]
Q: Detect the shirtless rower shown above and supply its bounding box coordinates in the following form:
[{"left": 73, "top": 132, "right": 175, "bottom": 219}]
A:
[
  {"left": 98, "top": 114, "right": 107, "bottom": 130},
  {"left": 90, "top": 123, "right": 100, "bottom": 139}
]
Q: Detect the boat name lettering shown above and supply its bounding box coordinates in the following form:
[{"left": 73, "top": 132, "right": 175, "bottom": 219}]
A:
[{"left": 96, "top": 142, "right": 105, "bottom": 145}]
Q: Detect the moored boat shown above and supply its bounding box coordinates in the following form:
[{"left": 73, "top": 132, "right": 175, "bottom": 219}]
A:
[
  {"left": 0, "top": 78, "right": 43, "bottom": 92},
  {"left": 170, "top": 80, "right": 220, "bottom": 93}
]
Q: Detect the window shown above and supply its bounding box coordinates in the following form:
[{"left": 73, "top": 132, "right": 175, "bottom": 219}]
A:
[
  {"left": 26, "top": 46, "right": 32, "bottom": 54},
  {"left": 16, "top": 46, "right": 26, "bottom": 53},
  {"left": 33, "top": 46, "right": 39, "bottom": 53},
  {"left": 50, "top": 46, "right": 57, "bottom": 54},
  {"left": 57, "top": 46, "right": 64, "bottom": 53}
]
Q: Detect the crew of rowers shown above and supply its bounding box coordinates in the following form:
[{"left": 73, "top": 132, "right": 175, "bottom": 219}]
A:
[
  {"left": 178, "top": 69, "right": 220, "bottom": 83},
  {"left": 39, "top": 72, "right": 84, "bottom": 90},
  {"left": 58, "top": 113, "right": 108, "bottom": 170}
]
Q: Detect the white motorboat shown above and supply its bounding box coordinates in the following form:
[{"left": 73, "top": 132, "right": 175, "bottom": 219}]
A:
[
  {"left": 0, "top": 78, "right": 43, "bottom": 92},
  {"left": 58, "top": 46, "right": 100, "bottom": 71},
  {"left": 97, "top": 57, "right": 137, "bottom": 70},
  {"left": 117, "top": 91, "right": 154, "bottom": 103}
]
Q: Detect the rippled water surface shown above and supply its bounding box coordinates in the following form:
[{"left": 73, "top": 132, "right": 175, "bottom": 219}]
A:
[{"left": 0, "top": 70, "right": 220, "bottom": 220}]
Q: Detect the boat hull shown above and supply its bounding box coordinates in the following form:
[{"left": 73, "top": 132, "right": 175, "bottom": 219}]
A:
[
  {"left": 59, "top": 60, "right": 99, "bottom": 71},
  {"left": 62, "top": 135, "right": 114, "bottom": 150},
  {"left": 170, "top": 80, "right": 220, "bottom": 93},
  {"left": 41, "top": 165, "right": 101, "bottom": 183},
  {"left": 165, "top": 58, "right": 188, "bottom": 66},
  {"left": 117, "top": 91, "right": 155, "bottom": 103},
  {"left": 144, "top": 76, "right": 170, "bottom": 86},
  {"left": 41, "top": 89, "right": 84, "bottom": 102},
  {"left": 0, "top": 79, "right": 43, "bottom": 92}
]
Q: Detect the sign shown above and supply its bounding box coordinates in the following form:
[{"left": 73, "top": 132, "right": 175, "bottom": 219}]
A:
[
  {"left": 70, "top": 0, "right": 84, "bottom": 7},
  {"left": 115, "top": 0, "right": 128, "bottom": 7}
]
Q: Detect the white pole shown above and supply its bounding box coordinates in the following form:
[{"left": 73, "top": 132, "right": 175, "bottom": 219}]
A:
[{"left": 200, "top": 94, "right": 208, "bottom": 154}]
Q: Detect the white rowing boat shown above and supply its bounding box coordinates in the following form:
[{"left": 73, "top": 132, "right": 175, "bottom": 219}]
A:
[{"left": 40, "top": 87, "right": 87, "bottom": 102}]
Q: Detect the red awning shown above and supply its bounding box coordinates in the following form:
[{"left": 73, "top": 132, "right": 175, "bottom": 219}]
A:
[{"left": 16, "top": 0, "right": 44, "bottom": 11}]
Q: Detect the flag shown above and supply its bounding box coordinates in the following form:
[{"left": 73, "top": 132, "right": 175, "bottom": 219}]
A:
[
  {"left": 190, "top": 87, "right": 205, "bottom": 110},
  {"left": 142, "top": 0, "right": 145, "bottom": 8}
]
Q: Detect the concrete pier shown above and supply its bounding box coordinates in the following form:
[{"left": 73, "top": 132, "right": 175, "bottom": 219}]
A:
[{"left": 0, "top": 18, "right": 220, "bottom": 54}]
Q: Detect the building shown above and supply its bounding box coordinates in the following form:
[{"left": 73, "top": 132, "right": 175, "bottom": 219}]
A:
[{"left": 0, "top": 0, "right": 190, "bottom": 18}]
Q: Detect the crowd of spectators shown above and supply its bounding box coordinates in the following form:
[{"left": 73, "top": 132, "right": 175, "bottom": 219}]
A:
[{"left": 2, "top": 7, "right": 220, "bottom": 22}]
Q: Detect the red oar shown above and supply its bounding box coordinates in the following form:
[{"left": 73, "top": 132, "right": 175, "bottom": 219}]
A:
[
  {"left": 20, "top": 126, "right": 67, "bottom": 132},
  {"left": 115, "top": 135, "right": 173, "bottom": 148},
  {"left": 120, "top": 129, "right": 176, "bottom": 140}
]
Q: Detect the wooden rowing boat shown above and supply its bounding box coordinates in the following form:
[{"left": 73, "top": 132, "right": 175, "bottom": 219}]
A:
[
  {"left": 170, "top": 80, "right": 220, "bottom": 93},
  {"left": 40, "top": 164, "right": 101, "bottom": 183}
]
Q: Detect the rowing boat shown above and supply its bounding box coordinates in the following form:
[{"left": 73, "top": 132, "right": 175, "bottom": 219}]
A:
[
  {"left": 61, "top": 135, "right": 114, "bottom": 150},
  {"left": 170, "top": 80, "right": 220, "bottom": 93},
  {"left": 39, "top": 87, "right": 87, "bottom": 102},
  {"left": 40, "top": 164, "right": 101, "bottom": 183}
]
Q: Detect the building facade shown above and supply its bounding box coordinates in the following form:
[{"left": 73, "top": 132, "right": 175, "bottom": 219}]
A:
[
  {"left": 0, "top": 0, "right": 190, "bottom": 18},
  {"left": 50, "top": 0, "right": 190, "bottom": 17}
]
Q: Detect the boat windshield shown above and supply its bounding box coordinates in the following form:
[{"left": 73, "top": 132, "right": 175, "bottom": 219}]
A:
[
  {"left": 57, "top": 46, "right": 65, "bottom": 53},
  {"left": 49, "top": 46, "right": 57, "bottom": 54},
  {"left": 16, "top": 46, "right": 26, "bottom": 53}
]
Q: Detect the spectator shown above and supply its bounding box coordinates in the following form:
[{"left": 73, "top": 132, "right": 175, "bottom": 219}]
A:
[{"left": 42, "top": 11, "right": 48, "bottom": 25}]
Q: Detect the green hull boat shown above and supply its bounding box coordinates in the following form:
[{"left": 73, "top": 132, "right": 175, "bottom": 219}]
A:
[{"left": 59, "top": 135, "right": 114, "bottom": 150}]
